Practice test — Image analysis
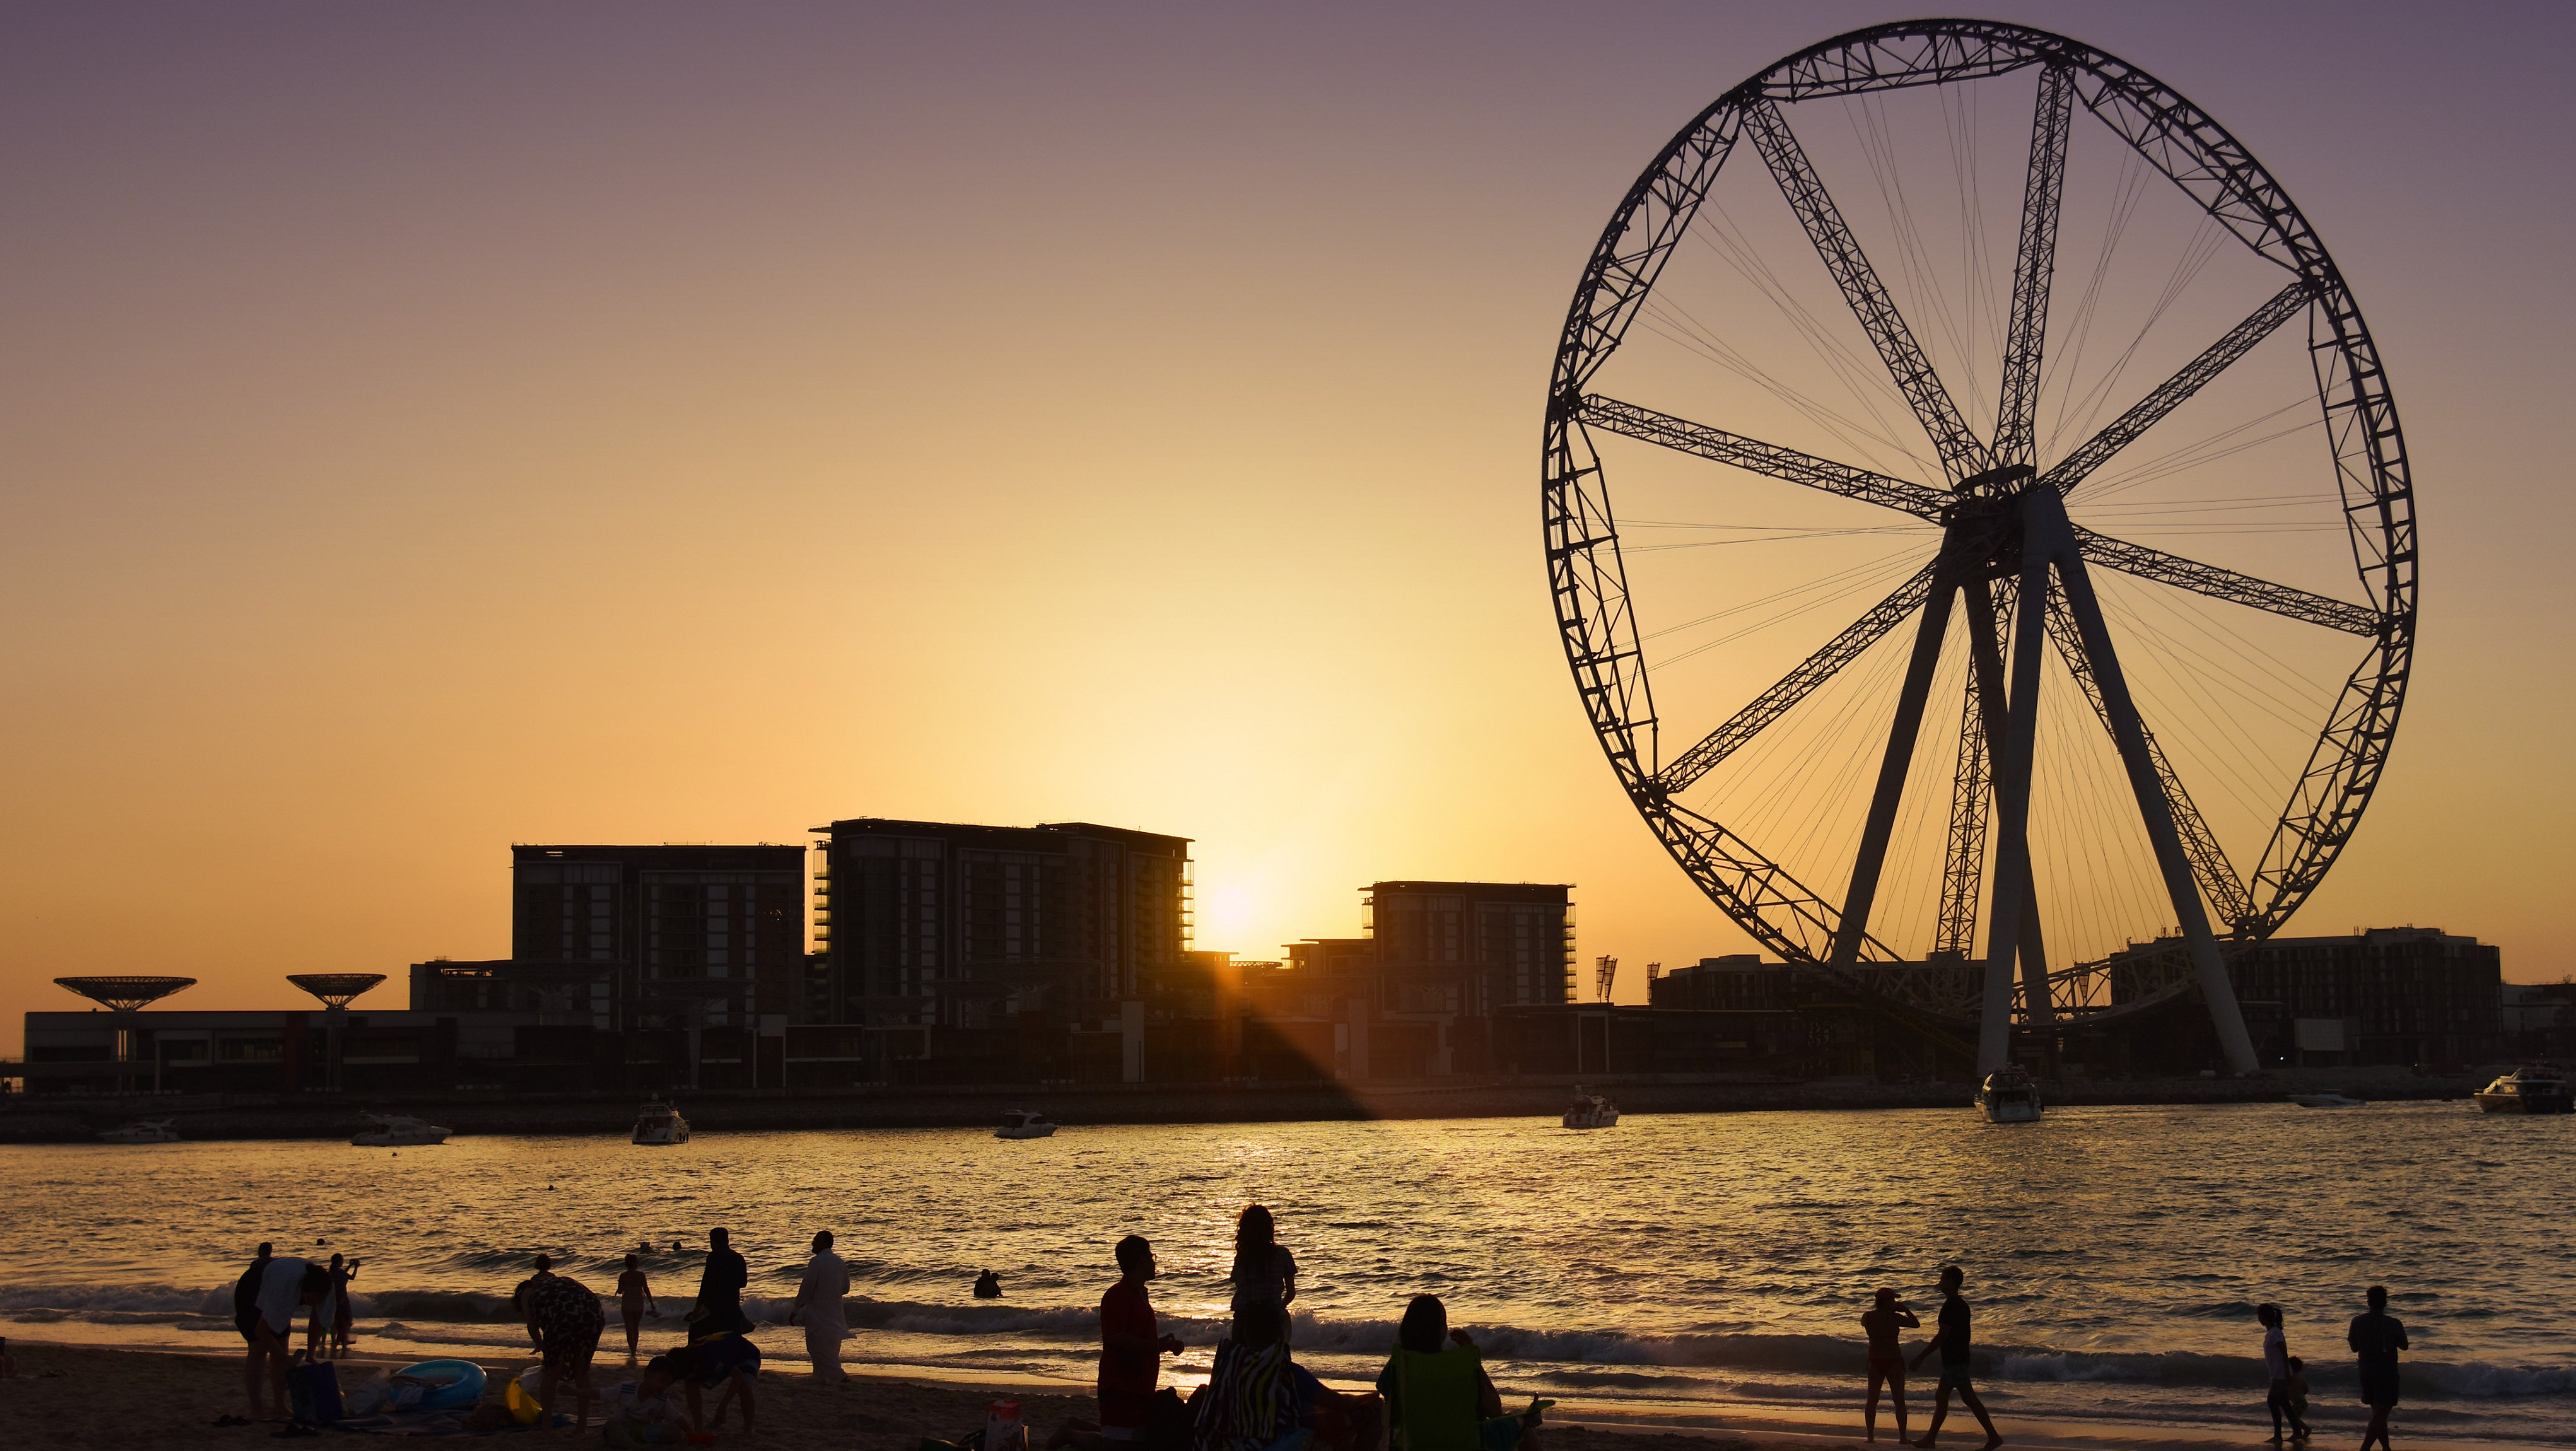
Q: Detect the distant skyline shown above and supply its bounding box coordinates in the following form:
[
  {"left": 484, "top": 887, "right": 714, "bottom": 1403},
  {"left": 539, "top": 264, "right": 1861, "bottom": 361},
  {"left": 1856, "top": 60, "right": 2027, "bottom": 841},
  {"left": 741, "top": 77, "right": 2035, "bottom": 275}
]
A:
[{"left": 7, "top": 1, "right": 2573, "bottom": 1053}]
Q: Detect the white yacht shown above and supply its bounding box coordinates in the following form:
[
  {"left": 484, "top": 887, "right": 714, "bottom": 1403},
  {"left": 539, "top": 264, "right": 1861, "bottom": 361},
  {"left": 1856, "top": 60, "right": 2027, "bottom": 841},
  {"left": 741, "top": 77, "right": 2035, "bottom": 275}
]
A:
[
  {"left": 1975, "top": 1066, "right": 2043, "bottom": 1123},
  {"left": 2474, "top": 1065, "right": 2573, "bottom": 1114},
  {"left": 99, "top": 1119, "right": 180, "bottom": 1144},
  {"left": 2289, "top": 1090, "right": 2366, "bottom": 1109},
  {"left": 1561, "top": 1086, "right": 1620, "bottom": 1129},
  {"left": 995, "top": 1110, "right": 1058, "bottom": 1139},
  {"left": 631, "top": 1098, "right": 691, "bottom": 1145},
  {"left": 352, "top": 1112, "right": 453, "bottom": 1146}
]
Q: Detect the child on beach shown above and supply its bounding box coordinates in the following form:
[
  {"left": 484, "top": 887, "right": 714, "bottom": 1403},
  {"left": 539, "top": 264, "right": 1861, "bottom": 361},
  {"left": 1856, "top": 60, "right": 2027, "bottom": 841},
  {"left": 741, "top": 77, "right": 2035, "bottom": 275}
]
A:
[
  {"left": 616, "top": 1255, "right": 658, "bottom": 1361},
  {"left": 2257, "top": 1303, "right": 2311, "bottom": 1441},
  {"left": 2286, "top": 1358, "right": 2311, "bottom": 1428},
  {"left": 328, "top": 1254, "right": 358, "bottom": 1358}
]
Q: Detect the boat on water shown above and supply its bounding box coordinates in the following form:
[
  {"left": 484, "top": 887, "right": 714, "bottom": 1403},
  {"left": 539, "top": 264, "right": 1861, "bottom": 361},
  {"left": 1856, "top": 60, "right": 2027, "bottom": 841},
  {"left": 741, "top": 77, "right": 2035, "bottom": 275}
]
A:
[
  {"left": 99, "top": 1118, "right": 180, "bottom": 1144},
  {"left": 352, "top": 1112, "right": 453, "bottom": 1146},
  {"left": 1975, "top": 1066, "right": 2043, "bottom": 1123},
  {"left": 995, "top": 1110, "right": 1058, "bottom": 1140},
  {"left": 2289, "top": 1091, "right": 2367, "bottom": 1108},
  {"left": 631, "top": 1098, "right": 691, "bottom": 1145},
  {"left": 2474, "top": 1065, "right": 2573, "bottom": 1115},
  {"left": 1562, "top": 1086, "right": 1620, "bottom": 1129}
]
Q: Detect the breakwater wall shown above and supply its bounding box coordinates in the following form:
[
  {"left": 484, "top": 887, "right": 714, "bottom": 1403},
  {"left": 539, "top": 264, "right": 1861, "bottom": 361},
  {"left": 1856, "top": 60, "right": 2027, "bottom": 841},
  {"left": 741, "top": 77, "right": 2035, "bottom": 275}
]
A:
[{"left": 0, "top": 1064, "right": 2491, "bottom": 1143}]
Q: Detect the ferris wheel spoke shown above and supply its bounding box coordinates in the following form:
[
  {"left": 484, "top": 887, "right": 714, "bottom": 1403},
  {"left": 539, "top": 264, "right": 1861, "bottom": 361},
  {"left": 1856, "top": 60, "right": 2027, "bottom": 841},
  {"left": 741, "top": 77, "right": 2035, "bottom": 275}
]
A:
[
  {"left": 1656, "top": 561, "right": 1939, "bottom": 794},
  {"left": 2040, "top": 579, "right": 2254, "bottom": 930},
  {"left": 1993, "top": 64, "right": 2076, "bottom": 470},
  {"left": 1739, "top": 98, "right": 1993, "bottom": 483},
  {"left": 2072, "top": 526, "right": 2380, "bottom": 634},
  {"left": 1578, "top": 395, "right": 1946, "bottom": 519},
  {"left": 2041, "top": 280, "right": 2315, "bottom": 496}
]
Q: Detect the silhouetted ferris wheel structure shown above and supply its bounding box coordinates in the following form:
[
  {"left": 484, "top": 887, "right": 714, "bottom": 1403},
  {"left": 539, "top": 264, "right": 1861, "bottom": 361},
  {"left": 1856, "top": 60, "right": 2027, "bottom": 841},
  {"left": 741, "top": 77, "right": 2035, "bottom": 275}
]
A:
[{"left": 1544, "top": 21, "right": 2415, "bottom": 1074}]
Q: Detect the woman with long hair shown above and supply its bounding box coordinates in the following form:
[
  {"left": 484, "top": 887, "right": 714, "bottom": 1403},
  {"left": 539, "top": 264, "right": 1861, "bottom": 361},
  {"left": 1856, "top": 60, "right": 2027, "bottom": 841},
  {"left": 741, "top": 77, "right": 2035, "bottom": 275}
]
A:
[{"left": 1227, "top": 1204, "right": 1298, "bottom": 1343}]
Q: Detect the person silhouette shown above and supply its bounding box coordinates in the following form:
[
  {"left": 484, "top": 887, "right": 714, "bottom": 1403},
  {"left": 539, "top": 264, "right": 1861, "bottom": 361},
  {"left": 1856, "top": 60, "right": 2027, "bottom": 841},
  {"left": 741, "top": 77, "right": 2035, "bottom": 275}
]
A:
[
  {"left": 1862, "top": 1287, "right": 1919, "bottom": 1442},
  {"left": 974, "top": 1269, "right": 1003, "bottom": 1300},
  {"left": 2257, "top": 1303, "right": 2311, "bottom": 1442},
  {"left": 1908, "top": 1266, "right": 1999, "bottom": 1450},
  {"left": 694, "top": 1228, "right": 749, "bottom": 1335},
  {"left": 2348, "top": 1285, "right": 2409, "bottom": 1451}
]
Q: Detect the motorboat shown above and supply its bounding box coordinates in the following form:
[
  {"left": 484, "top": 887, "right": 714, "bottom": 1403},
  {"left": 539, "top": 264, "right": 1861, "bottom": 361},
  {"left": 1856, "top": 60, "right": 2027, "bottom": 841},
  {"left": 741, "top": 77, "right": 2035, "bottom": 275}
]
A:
[
  {"left": 1975, "top": 1065, "right": 2043, "bottom": 1123},
  {"left": 2289, "top": 1091, "right": 2367, "bottom": 1108},
  {"left": 1562, "top": 1086, "right": 1620, "bottom": 1129},
  {"left": 631, "top": 1098, "right": 691, "bottom": 1145},
  {"left": 352, "top": 1112, "right": 453, "bottom": 1146},
  {"left": 2474, "top": 1065, "right": 2573, "bottom": 1114},
  {"left": 995, "top": 1110, "right": 1058, "bottom": 1140},
  {"left": 99, "top": 1118, "right": 180, "bottom": 1144}
]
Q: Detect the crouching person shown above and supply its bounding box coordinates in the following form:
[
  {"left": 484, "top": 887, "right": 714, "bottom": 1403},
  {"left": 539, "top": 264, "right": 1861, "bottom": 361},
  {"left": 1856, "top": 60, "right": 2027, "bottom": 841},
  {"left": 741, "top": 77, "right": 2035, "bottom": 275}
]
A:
[
  {"left": 672, "top": 1327, "right": 762, "bottom": 1435},
  {"left": 603, "top": 1357, "right": 688, "bottom": 1448}
]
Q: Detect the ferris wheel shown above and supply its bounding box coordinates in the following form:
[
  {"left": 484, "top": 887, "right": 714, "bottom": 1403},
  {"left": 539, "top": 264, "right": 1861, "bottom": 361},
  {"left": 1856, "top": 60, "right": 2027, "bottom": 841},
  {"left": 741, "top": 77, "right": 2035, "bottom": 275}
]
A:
[{"left": 1542, "top": 21, "right": 2415, "bottom": 1074}]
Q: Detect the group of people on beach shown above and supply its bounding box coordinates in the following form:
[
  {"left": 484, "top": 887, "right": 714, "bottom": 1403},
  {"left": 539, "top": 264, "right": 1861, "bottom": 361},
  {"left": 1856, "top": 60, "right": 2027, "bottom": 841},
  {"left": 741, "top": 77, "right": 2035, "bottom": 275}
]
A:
[
  {"left": 1855, "top": 1271, "right": 2413, "bottom": 1451},
  {"left": 216, "top": 1209, "right": 2420, "bottom": 1451}
]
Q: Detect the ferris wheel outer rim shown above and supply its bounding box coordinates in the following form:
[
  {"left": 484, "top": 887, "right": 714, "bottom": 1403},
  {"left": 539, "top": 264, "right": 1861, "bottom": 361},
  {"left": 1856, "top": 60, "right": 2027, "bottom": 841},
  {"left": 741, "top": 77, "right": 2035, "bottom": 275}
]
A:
[{"left": 1539, "top": 18, "right": 2417, "bottom": 996}]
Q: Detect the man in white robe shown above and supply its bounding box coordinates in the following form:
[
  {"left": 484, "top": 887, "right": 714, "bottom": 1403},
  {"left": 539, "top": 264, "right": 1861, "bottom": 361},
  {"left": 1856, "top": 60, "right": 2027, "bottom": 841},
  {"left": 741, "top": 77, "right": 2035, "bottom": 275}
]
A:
[{"left": 791, "top": 1229, "right": 851, "bottom": 1383}]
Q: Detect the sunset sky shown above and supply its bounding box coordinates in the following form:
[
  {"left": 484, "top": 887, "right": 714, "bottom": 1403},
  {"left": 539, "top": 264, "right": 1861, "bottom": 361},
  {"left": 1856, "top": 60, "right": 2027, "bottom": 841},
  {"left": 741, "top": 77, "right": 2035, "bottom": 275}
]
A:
[{"left": 6, "top": 1, "right": 2571, "bottom": 1047}]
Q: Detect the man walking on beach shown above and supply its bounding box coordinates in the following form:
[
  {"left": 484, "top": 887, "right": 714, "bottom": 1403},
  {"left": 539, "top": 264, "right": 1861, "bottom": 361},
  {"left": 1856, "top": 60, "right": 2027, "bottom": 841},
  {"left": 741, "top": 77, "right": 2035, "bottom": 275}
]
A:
[
  {"left": 792, "top": 1229, "right": 851, "bottom": 1383},
  {"left": 1908, "top": 1265, "right": 2000, "bottom": 1450},
  {"left": 695, "top": 1228, "right": 750, "bottom": 1335},
  {"left": 2349, "top": 1285, "right": 2408, "bottom": 1451}
]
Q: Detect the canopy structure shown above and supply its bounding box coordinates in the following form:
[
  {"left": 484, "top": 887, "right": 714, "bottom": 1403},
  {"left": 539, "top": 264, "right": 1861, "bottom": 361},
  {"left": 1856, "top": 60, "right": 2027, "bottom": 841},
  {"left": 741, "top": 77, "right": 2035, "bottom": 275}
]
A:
[
  {"left": 287, "top": 973, "right": 387, "bottom": 1009},
  {"left": 54, "top": 976, "right": 196, "bottom": 1012}
]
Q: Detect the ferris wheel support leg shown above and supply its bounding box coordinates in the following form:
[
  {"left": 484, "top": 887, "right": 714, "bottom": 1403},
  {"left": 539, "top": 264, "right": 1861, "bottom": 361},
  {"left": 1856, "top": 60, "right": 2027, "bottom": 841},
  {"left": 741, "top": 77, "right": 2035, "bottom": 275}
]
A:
[
  {"left": 1978, "top": 526, "right": 2054, "bottom": 1076},
  {"left": 2049, "top": 531, "right": 2263, "bottom": 1076},
  {"left": 1963, "top": 580, "right": 2054, "bottom": 1027},
  {"left": 1831, "top": 573, "right": 1958, "bottom": 965}
]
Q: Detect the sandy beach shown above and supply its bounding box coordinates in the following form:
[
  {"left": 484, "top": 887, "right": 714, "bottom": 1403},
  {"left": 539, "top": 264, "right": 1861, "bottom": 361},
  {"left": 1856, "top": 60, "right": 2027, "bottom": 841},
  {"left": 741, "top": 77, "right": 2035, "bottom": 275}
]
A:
[{"left": 0, "top": 1343, "right": 1795, "bottom": 1451}]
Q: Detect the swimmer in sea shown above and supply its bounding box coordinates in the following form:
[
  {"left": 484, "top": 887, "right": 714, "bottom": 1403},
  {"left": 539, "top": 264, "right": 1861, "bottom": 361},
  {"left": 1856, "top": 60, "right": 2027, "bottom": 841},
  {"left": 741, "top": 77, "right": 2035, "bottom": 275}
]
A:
[{"left": 974, "top": 1269, "right": 1003, "bottom": 1299}]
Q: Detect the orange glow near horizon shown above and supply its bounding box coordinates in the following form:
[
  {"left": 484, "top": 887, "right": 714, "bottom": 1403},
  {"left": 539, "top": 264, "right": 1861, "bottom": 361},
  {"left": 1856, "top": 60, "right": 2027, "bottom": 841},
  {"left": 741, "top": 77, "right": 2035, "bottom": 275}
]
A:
[{"left": 6, "top": 3, "right": 2575, "bottom": 1053}]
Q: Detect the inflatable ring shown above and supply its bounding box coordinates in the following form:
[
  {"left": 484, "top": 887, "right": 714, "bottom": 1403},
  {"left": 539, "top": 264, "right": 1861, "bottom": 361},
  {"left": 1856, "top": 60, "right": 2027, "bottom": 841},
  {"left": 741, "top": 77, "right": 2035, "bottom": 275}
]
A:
[{"left": 392, "top": 1359, "right": 486, "bottom": 1412}]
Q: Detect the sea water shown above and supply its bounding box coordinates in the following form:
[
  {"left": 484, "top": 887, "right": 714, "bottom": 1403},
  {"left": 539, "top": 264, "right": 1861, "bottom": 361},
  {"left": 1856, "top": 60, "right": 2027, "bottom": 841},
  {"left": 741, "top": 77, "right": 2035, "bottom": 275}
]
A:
[{"left": 3, "top": 1102, "right": 2567, "bottom": 1443}]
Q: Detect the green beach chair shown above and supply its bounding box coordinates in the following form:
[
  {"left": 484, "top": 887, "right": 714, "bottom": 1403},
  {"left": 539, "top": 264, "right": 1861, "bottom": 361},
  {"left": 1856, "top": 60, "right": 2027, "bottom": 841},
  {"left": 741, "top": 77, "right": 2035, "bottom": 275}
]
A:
[{"left": 1387, "top": 1347, "right": 1486, "bottom": 1451}]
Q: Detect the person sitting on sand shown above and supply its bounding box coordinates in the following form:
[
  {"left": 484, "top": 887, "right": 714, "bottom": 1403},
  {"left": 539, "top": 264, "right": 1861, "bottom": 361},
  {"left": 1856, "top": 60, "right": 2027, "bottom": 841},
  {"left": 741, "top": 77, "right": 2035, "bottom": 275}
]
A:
[
  {"left": 242, "top": 1257, "right": 330, "bottom": 1422},
  {"left": 670, "top": 1326, "right": 762, "bottom": 1435},
  {"left": 976, "top": 1269, "right": 1004, "bottom": 1300},
  {"left": 792, "top": 1229, "right": 851, "bottom": 1383},
  {"left": 1376, "top": 1295, "right": 1544, "bottom": 1451},
  {"left": 603, "top": 1357, "right": 688, "bottom": 1448},
  {"left": 528, "top": 1271, "right": 607, "bottom": 1431},
  {"left": 616, "top": 1254, "right": 658, "bottom": 1361},
  {"left": 1906, "top": 1266, "right": 1999, "bottom": 1451},
  {"left": 1862, "top": 1287, "right": 1920, "bottom": 1443},
  {"left": 1049, "top": 1235, "right": 1188, "bottom": 1451}
]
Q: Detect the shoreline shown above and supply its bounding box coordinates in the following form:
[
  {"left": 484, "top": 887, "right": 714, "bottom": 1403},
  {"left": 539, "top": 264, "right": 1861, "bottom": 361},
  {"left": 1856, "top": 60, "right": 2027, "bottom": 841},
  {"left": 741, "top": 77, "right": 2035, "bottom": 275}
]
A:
[
  {"left": 0, "top": 1340, "right": 2538, "bottom": 1451},
  {"left": 0, "top": 1065, "right": 2492, "bottom": 1143}
]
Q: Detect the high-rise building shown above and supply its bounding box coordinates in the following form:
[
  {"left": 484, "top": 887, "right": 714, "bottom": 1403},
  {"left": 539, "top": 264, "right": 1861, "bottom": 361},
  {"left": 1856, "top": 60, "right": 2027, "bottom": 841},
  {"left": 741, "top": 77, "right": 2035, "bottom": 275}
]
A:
[
  {"left": 810, "top": 819, "right": 1190, "bottom": 1029},
  {"left": 508, "top": 844, "right": 806, "bottom": 1027},
  {"left": 1365, "top": 881, "right": 1575, "bottom": 1013}
]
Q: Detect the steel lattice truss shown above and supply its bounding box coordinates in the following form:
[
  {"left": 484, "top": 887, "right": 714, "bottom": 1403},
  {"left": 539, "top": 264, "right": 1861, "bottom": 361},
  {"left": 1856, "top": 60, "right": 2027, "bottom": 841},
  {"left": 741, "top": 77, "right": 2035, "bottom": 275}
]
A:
[{"left": 1540, "top": 21, "right": 2418, "bottom": 1064}]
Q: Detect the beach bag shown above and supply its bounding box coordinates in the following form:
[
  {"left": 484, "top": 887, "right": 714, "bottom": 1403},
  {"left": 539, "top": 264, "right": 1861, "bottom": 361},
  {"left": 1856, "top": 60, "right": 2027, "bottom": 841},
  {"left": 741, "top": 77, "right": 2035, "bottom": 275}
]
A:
[
  {"left": 287, "top": 1356, "right": 345, "bottom": 1425},
  {"left": 985, "top": 1400, "right": 1027, "bottom": 1451}
]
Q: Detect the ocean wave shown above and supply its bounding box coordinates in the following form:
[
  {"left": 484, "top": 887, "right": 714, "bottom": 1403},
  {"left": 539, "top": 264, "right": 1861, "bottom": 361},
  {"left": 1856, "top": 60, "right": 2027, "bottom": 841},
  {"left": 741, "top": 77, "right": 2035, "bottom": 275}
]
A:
[{"left": 2, "top": 1284, "right": 2568, "bottom": 1403}]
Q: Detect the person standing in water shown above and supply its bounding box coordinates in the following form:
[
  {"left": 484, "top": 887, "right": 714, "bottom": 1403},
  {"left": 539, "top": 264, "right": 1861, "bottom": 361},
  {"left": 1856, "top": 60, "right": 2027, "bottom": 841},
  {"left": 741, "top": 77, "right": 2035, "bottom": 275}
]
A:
[
  {"left": 1907, "top": 1266, "right": 2000, "bottom": 1450},
  {"left": 694, "top": 1228, "right": 749, "bottom": 1334},
  {"left": 327, "top": 1254, "right": 358, "bottom": 1358},
  {"left": 616, "top": 1254, "right": 658, "bottom": 1361},
  {"left": 1862, "top": 1287, "right": 1919, "bottom": 1442},
  {"left": 1226, "top": 1204, "right": 1297, "bottom": 1342},
  {"left": 2349, "top": 1285, "right": 2409, "bottom": 1451},
  {"left": 791, "top": 1230, "right": 851, "bottom": 1383},
  {"left": 2257, "top": 1304, "right": 2311, "bottom": 1442}
]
